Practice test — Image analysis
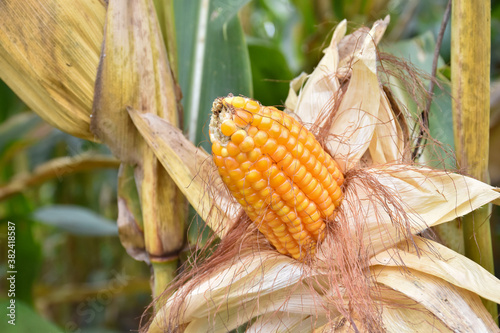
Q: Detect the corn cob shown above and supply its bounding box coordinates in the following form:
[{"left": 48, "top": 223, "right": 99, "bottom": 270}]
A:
[{"left": 209, "top": 95, "right": 344, "bottom": 260}]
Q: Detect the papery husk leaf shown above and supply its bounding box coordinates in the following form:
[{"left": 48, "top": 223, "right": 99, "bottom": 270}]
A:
[
  {"left": 337, "top": 16, "right": 390, "bottom": 73},
  {"left": 368, "top": 165, "right": 500, "bottom": 230},
  {"left": 149, "top": 252, "right": 315, "bottom": 333},
  {"left": 248, "top": 313, "right": 329, "bottom": 333},
  {"left": 368, "top": 91, "right": 406, "bottom": 165},
  {"left": 378, "top": 289, "right": 452, "bottom": 332},
  {"left": 0, "top": 154, "right": 119, "bottom": 200},
  {"left": 183, "top": 287, "right": 326, "bottom": 333},
  {"left": 371, "top": 236, "right": 500, "bottom": 304},
  {"left": 325, "top": 26, "right": 382, "bottom": 172},
  {"left": 0, "top": 0, "right": 105, "bottom": 140},
  {"left": 284, "top": 72, "right": 308, "bottom": 112},
  {"left": 372, "top": 267, "right": 499, "bottom": 332},
  {"left": 286, "top": 20, "right": 346, "bottom": 124},
  {"left": 127, "top": 109, "right": 238, "bottom": 237},
  {"left": 333, "top": 166, "right": 500, "bottom": 258}
]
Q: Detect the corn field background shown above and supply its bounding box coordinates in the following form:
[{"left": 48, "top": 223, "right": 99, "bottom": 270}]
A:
[{"left": 0, "top": 0, "right": 499, "bottom": 332}]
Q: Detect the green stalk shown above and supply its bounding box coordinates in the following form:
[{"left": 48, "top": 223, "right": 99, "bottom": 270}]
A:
[
  {"left": 152, "top": 260, "right": 178, "bottom": 310},
  {"left": 451, "top": 0, "right": 497, "bottom": 321}
]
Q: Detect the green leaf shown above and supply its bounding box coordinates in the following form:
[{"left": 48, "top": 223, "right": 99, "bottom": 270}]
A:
[
  {"left": 33, "top": 205, "right": 118, "bottom": 236},
  {"left": 383, "top": 32, "right": 454, "bottom": 169},
  {"left": 0, "top": 299, "right": 63, "bottom": 333},
  {"left": 0, "top": 112, "right": 42, "bottom": 159},
  {"left": 247, "top": 38, "right": 294, "bottom": 107},
  {"left": 175, "top": 0, "right": 252, "bottom": 152}
]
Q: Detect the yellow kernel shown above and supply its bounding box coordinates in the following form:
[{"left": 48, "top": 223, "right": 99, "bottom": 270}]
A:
[
  {"left": 212, "top": 141, "right": 222, "bottom": 156},
  {"left": 240, "top": 161, "right": 251, "bottom": 171},
  {"left": 291, "top": 230, "right": 309, "bottom": 242},
  {"left": 275, "top": 180, "right": 292, "bottom": 195},
  {"left": 276, "top": 125, "right": 289, "bottom": 141},
  {"left": 245, "top": 170, "right": 261, "bottom": 183},
  {"left": 302, "top": 178, "right": 319, "bottom": 195},
  {"left": 255, "top": 156, "right": 272, "bottom": 172},
  {"left": 259, "top": 187, "right": 271, "bottom": 198},
  {"left": 221, "top": 119, "right": 237, "bottom": 136},
  {"left": 221, "top": 147, "right": 229, "bottom": 157},
  {"left": 254, "top": 130, "right": 269, "bottom": 146},
  {"left": 239, "top": 136, "right": 255, "bottom": 153},
  {"left": 247, "top": 126, "right": 258, "bottom": 136},
  {"left": 290, "top": 123, "right": 300, "bottom": 136},
  {"left": 291, "top": 142, "right": 304, "bottom": 158},
  {"left": 304, "top": 133, "right": 316, "bottom": 151},
  {"left": 235, "top": 179, "right": 246, "bottom": 189},
  {"left": 231, "top": 129, "right": 247, "bottom": 145},
  {"left": 235, "top": 152, "right": 247, "bottom": 163},
  {"left": 234, "top": 110, "right": 253, "bottom": 127},
  {"left": 308, "top": 183, "right": 324, "bottom": 200},
  {"left": 269, "top": 172, "right": 287, "bottom": 187},
  {"left": 259, "top": 116, "right": 272, "bottom": 130},
  {"left": 251, "top": 114, "right": 262, "bottom": 127},
  {"left": 232, "top": 96, "right": 246, "bottom": 108},
  {"left": 269, "top": 122, "right": 282, "bottom": 138},
  {"left": 283, "top": 211, "right": 298, "bottom": 223},
  {"left": 228, "top": 169, "right": 244, "bottom": 181},
  {"left": 281, "top": 190, "right": 295, "bottom": 202},
  {"left": 275, "top": 205, "right": 291, "bottom": 217},
  {"left": 248, "top": 148, "right": 261, "bottom": 162},
  {"left": 319, "top": 200, "right": 335, "bottom": 218},
  {"left": 272, "top": 223, "right": 287, "bottom": 233},
  {"left": 299, "top": 172, "right": 313, "bottom": 187},
  {"left": 284, "top": 135, "right": 297, "bottom": 150},
  {"left": 226, "top": 142, "right": 240, "bottom": 156},
  {"left": 245, "top": 100, "right": 260, "bottom": 113},
  {"left": 316, "top": 190, "right": 330, "bottom": 203},
  {"left": 331, "top": 187, "right": 342, "bottom": 204},
  {"left": 224, "top": 157, "right": 239, "bottom": 170},
  {"left": 244, "top": 192, "right": 260, "bottom": 204},
  {"left": 311, "top": 161, "right": 322, "bottom": 175},
  {"left": 270, "top": 145, "right": 287, "bottom": 161},
  {"left": 278, "top": 234, "right": 295, "bottom": 245},
  {"left": 264, "top": 211, "right": 277, "bottom": 221},
  {"left": 262, "top": 138, "right": 278, "bottom": 155},
  {"left": 251, "top": 179, "right": 267, "bottom": 190},
  {"left": 295, "top": 197, "right": 310, "bottom": 211},
  {"left": 304, "top": 219, "right": 323, "bottom": 233},
  {"left": 317, "top": 165, "right": 329, "bottom": 182},
  {"left": 214, "top": 155, "right": 224, "bottom": 167}
]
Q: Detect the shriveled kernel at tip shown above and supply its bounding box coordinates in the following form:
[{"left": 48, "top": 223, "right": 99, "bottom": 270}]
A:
[{"left": 210, "top": 95, "right": 344, "bottom": 260}]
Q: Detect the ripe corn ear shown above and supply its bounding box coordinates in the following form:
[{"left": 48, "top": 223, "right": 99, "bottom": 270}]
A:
[{"left": 209, "top": 95, "right": 344, "bottom": 260}]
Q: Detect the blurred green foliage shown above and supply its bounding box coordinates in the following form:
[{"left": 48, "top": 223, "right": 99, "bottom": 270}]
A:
[{"left": 1, "top": 0, "right": 500, "bottom": 332}]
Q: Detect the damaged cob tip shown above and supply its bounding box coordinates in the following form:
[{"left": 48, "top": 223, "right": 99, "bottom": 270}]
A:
[{"left": 209, "top": 95, "right": 344, "bottom": 260}]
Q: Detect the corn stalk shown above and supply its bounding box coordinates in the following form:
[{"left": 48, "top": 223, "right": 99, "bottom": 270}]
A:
[{"left": 451, "top": 0, "right": 497, "bottom": 321}]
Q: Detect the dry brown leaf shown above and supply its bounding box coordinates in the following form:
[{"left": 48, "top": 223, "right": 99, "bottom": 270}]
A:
[{"left": 0, "top": 0, "right": 106, "bottom": 140}]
